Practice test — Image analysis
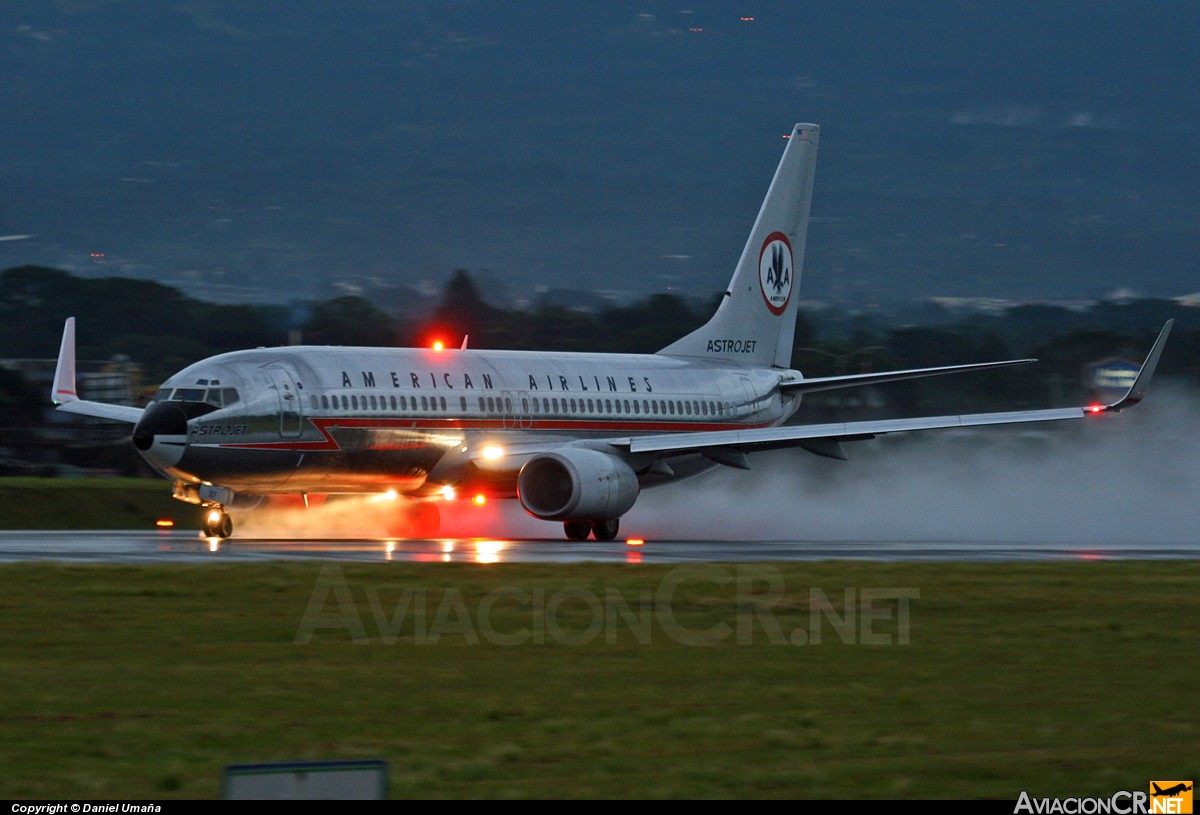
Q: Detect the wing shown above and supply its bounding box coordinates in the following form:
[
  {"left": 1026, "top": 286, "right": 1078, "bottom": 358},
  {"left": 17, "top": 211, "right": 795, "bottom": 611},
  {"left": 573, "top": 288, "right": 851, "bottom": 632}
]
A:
[
  {"left": 51, "top": 318, "right": 145, "bottom": 424},
  {"left": 613, "top": 320, "right": 1173, "bottom": 459}
]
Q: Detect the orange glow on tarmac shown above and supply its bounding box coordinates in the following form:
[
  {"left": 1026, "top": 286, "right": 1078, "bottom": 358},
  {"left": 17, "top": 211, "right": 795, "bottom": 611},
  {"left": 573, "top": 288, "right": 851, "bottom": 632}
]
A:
[
  {"left": 626, "top": 538, "right": 645, "bottom": 546},
  {"left": 155, "top": 519, "right": 175, "bottom": 528}
]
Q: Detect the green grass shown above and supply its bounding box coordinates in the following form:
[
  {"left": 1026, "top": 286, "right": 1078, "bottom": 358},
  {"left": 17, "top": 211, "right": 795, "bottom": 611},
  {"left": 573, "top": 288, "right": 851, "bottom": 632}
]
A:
[
  {"left": 0, "top": 477, "right": 196, "bottom": 529},
  {"left": 0, "top": 561, "right": 1196, "bottom": 798}
]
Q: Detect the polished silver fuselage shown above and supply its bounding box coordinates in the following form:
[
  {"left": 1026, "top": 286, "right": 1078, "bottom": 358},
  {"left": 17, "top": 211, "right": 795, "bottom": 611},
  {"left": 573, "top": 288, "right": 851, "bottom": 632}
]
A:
[{"left": 144, "top": 345, "right": 799, "bottom": 498}]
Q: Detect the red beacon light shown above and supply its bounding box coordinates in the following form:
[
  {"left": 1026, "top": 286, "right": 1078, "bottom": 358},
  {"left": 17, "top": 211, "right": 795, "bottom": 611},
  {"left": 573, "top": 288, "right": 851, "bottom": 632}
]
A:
[
  {"left": 1087, "top": 404, "right": 1104, "bottom": 414},
  {"left": 431, "top": 340, "right": 445, "bottom": 352}
]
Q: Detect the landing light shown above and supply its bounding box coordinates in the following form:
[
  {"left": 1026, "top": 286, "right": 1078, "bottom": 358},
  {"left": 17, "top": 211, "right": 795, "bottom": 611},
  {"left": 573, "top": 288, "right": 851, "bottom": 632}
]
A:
[
  {"left": 481, "top": 445, "right": 504, "bottom": 460},
  {"left": 442, "top": 485, "right": 457, "bottom": 501},
  {"left": 472, "top": 494, "right": 487, "bottom": 506},
  {"left": 206, "top": 509, "right": 222, "bottom": 523}
]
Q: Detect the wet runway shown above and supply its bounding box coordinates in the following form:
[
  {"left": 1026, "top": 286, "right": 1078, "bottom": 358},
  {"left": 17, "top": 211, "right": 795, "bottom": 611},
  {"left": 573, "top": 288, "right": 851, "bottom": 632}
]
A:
[{"left": 0, "top": 530, "right": 1196, "bottom": 563}]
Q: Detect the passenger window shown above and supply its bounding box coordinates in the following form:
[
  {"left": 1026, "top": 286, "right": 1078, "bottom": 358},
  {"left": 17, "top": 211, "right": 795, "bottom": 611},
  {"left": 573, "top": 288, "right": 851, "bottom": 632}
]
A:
[
  {"left": 605, "top": 399, "right": 612, "bottom": 413},
  {"left": 391, "top": 396, "right": 398, "bottom": 411},
  {"left": 522, "top": 398, "right": 529, "bottom": 412},
  {"left": 543, "top": 399, "right": 550, "bottom": 413},
  {"left": 400, "top": 396, "right": 408, "bottom": 411},
  {"left": 487, "top": 397, "right": 495, "bottom": 412},
  {"left": 421, "top": 396, "right": 429, "bottom": 411},
  {"left": 461, "top": 396, "right": 468, "bottom": 411},
  {"left": 532, "top": 399, "right": 539, "bottom": 414},
  {"left": 441, "top": 397, "right": 448, "bottom": 411},
  {"left": 503, "top": 398, "right": 511, "bottom": 412},
  {"left": 479, "top": 397, "right": 486, "bottom": 412},
  {"left": 369, "top": 395, "right": 378, "bottom": 410},
  {"left": 552, "top": 398, "right": 559, "bottom": 413},
  {"left": 587, "top": 399, "right": 594, "bottom": 412}
]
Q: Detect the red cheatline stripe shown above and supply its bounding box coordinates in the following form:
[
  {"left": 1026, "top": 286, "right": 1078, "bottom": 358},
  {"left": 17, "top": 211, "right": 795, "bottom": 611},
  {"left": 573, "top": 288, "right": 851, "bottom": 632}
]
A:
[{"left": 218, "top": 415, "right": 773, "bottom": 451}]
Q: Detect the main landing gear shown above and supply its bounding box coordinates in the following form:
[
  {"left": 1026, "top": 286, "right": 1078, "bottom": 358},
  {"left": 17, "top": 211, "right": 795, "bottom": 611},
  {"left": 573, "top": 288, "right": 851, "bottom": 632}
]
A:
[
  {"left": 563, "top": 518, "right": 620, "bottom": 541},
  {"left": 202, "top": 508, "right": 233, "bottom": 539}
]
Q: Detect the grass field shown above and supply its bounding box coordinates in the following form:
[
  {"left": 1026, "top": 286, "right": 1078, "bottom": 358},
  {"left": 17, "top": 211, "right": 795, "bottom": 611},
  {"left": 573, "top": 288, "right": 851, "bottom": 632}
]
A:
[
  {"left": 0, "top": 561, "right": 1196, "bottom": 798},
  {"left": 0, "top": 477, "right": 196, "bottom": 530}
]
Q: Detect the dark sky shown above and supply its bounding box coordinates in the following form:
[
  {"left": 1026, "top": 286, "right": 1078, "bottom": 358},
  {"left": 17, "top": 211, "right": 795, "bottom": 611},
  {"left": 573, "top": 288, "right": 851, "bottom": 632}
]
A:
[{"left": 3, "top": 1, "right": 1199, "bottom": 305}]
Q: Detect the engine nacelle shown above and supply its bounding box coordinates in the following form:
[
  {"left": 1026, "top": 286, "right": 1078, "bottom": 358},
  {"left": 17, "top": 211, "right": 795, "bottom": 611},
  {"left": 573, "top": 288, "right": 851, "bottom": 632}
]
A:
[{"left": 517, "top": 449, "right": 640, "bottom": 521}]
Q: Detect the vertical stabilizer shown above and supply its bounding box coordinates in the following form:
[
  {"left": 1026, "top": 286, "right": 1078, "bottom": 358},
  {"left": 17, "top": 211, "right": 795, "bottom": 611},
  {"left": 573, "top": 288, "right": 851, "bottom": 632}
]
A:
[{"left": 658, "top": 123, "right": 819, "bottom": 368}]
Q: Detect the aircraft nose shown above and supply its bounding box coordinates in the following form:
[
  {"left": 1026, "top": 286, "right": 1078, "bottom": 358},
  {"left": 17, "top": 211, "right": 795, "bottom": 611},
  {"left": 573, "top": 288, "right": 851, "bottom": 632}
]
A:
[{"left": 133, "top": 402, "right": 190, "bottom": 451}]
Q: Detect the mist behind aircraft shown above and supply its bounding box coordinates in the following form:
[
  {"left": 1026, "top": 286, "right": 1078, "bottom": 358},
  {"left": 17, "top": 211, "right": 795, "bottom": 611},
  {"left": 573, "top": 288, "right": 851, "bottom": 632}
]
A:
[{"left": 233, "top": 388, "right": 1199, "bottom": 546}]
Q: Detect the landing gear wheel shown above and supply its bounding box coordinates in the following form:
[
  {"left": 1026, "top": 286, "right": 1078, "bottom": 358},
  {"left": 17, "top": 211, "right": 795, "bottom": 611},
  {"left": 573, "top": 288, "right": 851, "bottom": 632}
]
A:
[
  {"left": 592, "top": 518, "right": 619, "bottom": 541},
  {"left": 564, "top": 520, "right": 591, "bottom": 541},
  {"left": 202, "top": 509, "right": 233, "bottom": 539}
]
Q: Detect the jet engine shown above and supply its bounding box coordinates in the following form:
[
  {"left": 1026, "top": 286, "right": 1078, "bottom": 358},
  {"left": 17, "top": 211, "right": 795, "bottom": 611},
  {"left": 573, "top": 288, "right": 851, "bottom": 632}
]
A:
[{"left": 517, "top": 449, "right": 639, "bottom": 521}]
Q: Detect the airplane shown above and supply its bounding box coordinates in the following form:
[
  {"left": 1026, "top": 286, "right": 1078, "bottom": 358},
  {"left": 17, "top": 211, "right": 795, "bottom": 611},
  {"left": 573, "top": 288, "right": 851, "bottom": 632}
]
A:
[
  {"left": 48, "top": 123, "right": 1173, "bottom": 540},
  {"left": 1152, "top": 783, "right": 1193, "bottom": 797}
]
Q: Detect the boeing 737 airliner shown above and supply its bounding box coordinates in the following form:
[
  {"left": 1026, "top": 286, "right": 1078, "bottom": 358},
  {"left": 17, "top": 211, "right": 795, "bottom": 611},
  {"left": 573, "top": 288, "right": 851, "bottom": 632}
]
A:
[{"left": 50, "top": 124, "right": 1172, "bottom": 539}]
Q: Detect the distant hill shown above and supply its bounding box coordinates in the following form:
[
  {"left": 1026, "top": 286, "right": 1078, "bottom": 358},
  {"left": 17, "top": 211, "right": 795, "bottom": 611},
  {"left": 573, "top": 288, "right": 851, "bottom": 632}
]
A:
[{"left": 1, "top": 2, "right": 1198, "bottom": 306}]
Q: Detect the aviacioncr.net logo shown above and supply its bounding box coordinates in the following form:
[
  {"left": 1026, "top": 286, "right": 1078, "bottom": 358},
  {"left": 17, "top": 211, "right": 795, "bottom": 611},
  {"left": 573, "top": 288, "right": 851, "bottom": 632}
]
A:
[{"left": 758, "top": 231, "right": 792, "bottom": 316}]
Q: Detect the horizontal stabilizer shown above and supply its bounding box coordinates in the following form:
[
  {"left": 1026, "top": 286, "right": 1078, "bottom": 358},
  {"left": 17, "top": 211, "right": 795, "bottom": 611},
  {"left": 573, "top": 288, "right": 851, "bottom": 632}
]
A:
[{"left": 779, "top": 358, "right": 1035, "bottom": 395}]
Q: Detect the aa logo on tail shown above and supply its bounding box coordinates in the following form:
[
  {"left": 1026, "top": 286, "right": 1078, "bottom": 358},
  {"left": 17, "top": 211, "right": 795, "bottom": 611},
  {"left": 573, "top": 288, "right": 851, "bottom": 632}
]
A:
[
  {"left": 1150, "top": 781, "right": 1193, "bottom": 814},
  {"left": 758, "top": 231, "right": 792, "bottom": 316}
]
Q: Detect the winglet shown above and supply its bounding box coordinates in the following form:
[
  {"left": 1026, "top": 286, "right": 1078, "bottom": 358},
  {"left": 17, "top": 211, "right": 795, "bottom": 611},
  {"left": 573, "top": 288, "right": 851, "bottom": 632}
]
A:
[
  {"left": 1103, "top": 319, "right": 1173, "bottom": 411},
  {"left": 51, "top": 317, "right": 78, "bottom": 406}
]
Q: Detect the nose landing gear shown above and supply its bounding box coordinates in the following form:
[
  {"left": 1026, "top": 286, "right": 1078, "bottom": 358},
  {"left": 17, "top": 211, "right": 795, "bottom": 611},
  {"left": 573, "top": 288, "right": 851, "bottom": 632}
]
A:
[{"left": 202, "top": 508, "right": 233, "bottom": 539}]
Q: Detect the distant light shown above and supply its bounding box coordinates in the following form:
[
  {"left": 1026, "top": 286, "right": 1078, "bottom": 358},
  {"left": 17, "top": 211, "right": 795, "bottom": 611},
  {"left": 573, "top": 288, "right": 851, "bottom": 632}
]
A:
[
  {"left": 155, "top": 519, "right": 175, "bottom": 528},
  {"left": 481, "top": 445, "right": 504, "bottom": 460},
  {"left": 472, "top": 494, "right": 487, "bottom": 506},
  {"left": 626, "top": 538, "right": 645, "bottom": 547},
  {"left": 432, "top": 340, "right": 445, "bottom": 352},
  {"left": 782, "top": 134, "right": 791, "bottom": 139},
  {"left": 442, "top": 485, "right": 457, "bottom": 501},
  {"left": 740, "top": 17, "right": 755, "bottom": 21},
  {"left": 688, "top": 27, "right": 703, "bottom": 32}
]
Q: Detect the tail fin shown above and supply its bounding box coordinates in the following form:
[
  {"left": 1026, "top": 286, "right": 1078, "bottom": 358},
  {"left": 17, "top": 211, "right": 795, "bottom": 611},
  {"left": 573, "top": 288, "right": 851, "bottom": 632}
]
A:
[{"left": 658, "top": 123, "right": 819, "bottom": 368}]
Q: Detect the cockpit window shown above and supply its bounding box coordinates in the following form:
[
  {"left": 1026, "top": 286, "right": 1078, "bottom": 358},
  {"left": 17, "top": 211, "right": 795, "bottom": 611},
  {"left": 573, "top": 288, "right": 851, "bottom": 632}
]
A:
[{"left": 161, "top": 387, "right": 239, "bottom": 408}]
